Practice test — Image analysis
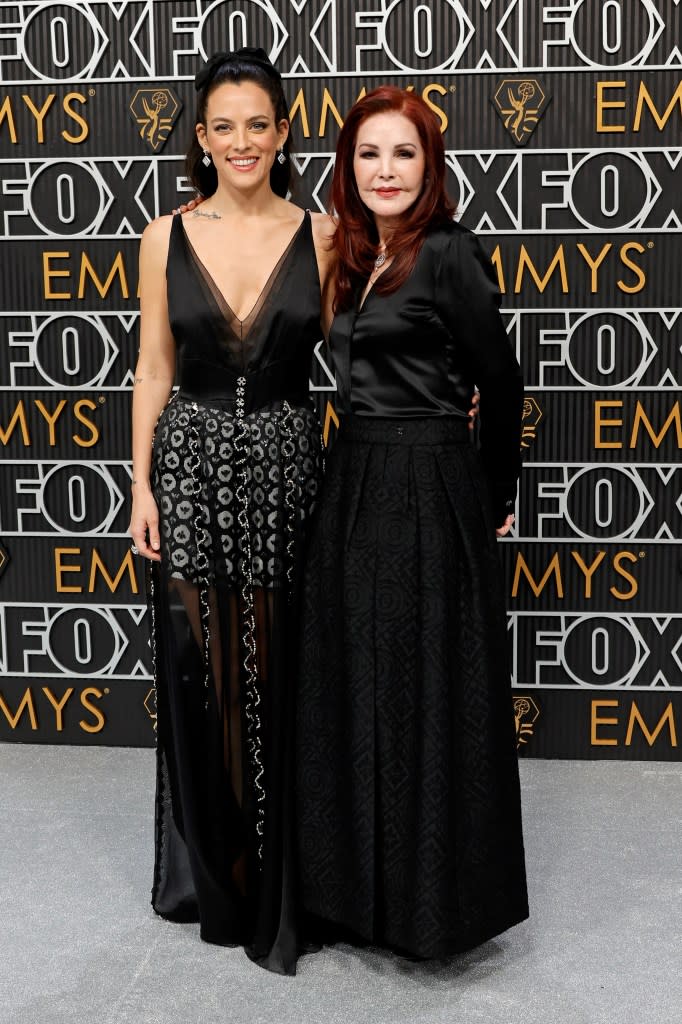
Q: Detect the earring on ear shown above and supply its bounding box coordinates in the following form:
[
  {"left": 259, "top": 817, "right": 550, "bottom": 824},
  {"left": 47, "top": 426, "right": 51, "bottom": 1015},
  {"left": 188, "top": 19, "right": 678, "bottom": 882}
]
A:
[
  {"left": 202, "top": 150, "right": 212, "bottom": 167},
  {"left": 277, "top": 148, "right": 286, "bottom": 165}
]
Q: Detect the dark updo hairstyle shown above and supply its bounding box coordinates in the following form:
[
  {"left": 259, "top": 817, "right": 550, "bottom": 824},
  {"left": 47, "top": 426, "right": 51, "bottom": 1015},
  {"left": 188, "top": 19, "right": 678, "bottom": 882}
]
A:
[{"left": 187, "top": 47, "right": 292, "bottom": 198}]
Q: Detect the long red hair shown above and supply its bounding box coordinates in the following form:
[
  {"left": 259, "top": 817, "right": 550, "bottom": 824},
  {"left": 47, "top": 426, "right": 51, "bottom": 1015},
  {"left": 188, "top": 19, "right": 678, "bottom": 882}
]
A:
[{"left": 331, "top": 86, "right": 456, "bottom": 312}]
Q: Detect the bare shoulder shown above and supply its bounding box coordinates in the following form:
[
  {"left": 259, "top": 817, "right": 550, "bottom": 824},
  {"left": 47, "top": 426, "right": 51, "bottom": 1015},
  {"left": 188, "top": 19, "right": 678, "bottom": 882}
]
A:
[
  {"left": 310, "top": 213, "right": 337, "bottom": 285},
  {"left": 310, "top": 211, "right": 336, "bottom": 246},
  {"left": 139, "top": 215, "right": 173, "bottom": 270},
  {"left": 141, "top": 214, "right": 173, "bottom": 246}
]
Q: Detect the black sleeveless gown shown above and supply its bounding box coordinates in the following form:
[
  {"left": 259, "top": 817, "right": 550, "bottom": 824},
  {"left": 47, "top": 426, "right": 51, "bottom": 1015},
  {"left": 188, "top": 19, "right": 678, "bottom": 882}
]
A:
[{"left": 149, "top": 211, "right": 323, "bottom": 975}]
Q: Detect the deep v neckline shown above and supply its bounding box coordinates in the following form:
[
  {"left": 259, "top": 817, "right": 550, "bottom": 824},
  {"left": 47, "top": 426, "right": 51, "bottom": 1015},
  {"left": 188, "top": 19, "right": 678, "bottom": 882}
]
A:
[
  {"left": 357, "top": 259, "right": 393, "bottom": 313},
  {"left": 180, "top": 211, "right": 307, "bottom": 328},
  {"left": 357, "top": 283, "right": 374, "bottom": 314},
  {"left": 357, "top": 273, "right": 385, "bottom": 314}
]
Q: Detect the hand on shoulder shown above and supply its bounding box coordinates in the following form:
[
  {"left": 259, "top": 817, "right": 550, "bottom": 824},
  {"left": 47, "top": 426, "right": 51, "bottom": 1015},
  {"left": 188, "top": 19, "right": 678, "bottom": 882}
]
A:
[{"left": 173, "top": 195, "right": 203, "bottom": 215}]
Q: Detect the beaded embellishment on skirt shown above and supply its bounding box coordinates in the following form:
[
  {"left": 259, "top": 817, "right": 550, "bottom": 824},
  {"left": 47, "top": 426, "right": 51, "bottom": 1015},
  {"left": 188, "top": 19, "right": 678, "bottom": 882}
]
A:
[{"left": 152, "top": 396, "right": 321, "bottom": 587}]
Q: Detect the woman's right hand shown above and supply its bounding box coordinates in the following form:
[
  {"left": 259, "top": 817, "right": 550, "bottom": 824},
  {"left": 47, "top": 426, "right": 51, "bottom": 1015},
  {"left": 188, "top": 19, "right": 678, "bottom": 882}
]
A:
[
  {"left": 129, "top": 487, "right": 162, "bottom": 561},
  {"left": 495, "top": 514, "right": 515, "bottom": 538},
  {"left": 468, "top": 390, "right": 480, "bottom": 430}
]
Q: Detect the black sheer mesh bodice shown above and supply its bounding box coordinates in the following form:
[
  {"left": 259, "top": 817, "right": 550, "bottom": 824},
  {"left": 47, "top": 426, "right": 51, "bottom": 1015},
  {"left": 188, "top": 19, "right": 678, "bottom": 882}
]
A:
[{"left": 148, "top": 210, "right": 323, "bottom": 975}]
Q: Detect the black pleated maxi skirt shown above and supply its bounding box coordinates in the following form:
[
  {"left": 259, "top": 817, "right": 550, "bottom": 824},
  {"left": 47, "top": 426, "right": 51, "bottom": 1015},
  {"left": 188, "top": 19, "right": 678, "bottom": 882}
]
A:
[{"left": 296, "top": 415, "right": 528, "bottom": 958}]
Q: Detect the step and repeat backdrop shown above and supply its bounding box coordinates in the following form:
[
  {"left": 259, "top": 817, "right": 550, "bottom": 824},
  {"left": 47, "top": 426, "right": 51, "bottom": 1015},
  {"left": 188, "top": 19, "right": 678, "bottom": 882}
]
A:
[{"left": 0, "top": 0, "right": 680, "bottom": 757}]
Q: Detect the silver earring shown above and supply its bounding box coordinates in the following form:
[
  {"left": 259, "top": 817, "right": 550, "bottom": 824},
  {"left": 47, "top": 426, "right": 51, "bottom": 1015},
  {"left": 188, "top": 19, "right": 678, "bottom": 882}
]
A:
[
  {"left": 202, "top": 150, "right": 212, "bottom": 167},
  {"left": 277, "top": 148, "right": 286, "bottom": 165}
]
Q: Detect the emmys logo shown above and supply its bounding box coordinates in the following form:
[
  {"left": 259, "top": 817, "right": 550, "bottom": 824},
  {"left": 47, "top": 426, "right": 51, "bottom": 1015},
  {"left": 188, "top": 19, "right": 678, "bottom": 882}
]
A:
[
  {"left": 128, "top": 88, "right": 182, "bottom": 152},
  {"left": 514, "top": 696, "right": 540, "bottom": 748},
  {"left": 493, "top": 79, "right": 549, "bottom": 146},
  {"left": 521, "top": 396, "right": 544, "bottom": 451},
  {"left": 0, "top": 540, "right": 9, "bottom": 581},
  {"left": 144, "top": 686, "right": 157, "bottom": 732}
]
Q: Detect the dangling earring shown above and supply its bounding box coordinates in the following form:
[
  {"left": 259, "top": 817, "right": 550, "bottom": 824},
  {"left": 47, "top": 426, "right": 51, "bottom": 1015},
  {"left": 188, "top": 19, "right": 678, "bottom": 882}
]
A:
[
  {"left": 277, "top": 148, "right": 286, "bottom": 165},
  {"left": 202, "top": 150, "right": 212, "bottom": 167}
]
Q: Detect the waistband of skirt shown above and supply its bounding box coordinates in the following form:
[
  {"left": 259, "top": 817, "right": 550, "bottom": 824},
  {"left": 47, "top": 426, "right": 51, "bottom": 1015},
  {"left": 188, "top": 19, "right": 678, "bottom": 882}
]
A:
[
  {"left": 176, "top": 359, "right": 309, "bottom": 414},
  {"left": 338, "top": 414, "right": 471, "bottom": 446},
  {"left": 175, "top": 389, "right": 310, "bottom": 414}
]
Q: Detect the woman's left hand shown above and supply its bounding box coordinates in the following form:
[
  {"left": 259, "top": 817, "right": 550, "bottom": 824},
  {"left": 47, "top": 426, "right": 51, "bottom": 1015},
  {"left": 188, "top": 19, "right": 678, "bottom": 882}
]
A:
[
  {"left": 496, "top": 514, "right": 515, "bottom": 537},
  {"left": 172, "top": 195, "right": 205, "bottom": 215}
]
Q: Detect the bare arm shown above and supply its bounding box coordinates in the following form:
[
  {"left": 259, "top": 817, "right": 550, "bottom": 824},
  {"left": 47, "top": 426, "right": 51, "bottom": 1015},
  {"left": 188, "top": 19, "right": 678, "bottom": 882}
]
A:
[{"left": 129, "top": 217, "right": 176, "bottom": 561}]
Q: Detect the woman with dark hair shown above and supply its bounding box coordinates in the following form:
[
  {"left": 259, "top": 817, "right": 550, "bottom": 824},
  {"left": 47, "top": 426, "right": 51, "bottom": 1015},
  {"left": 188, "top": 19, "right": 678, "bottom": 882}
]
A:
[
  {"left": 129, "top": 48, "right": 334, "bottom": 975},
  {"left": 297, "top": 86, "right": 529, "bottom": 959}
]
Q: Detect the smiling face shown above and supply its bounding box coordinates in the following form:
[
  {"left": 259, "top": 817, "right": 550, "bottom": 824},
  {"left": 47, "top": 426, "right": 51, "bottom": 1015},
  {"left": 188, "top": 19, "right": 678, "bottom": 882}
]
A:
[
  {"left": 196, "top": 79, "right": 288, "bottom": 193},
  {"left": 352, "top": 111, "right": 426, "bottom": 234}
]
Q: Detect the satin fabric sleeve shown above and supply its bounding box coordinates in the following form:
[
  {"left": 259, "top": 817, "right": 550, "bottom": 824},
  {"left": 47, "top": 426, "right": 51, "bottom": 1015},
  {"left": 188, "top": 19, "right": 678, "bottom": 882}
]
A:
[{"left": 434, "top": 226, "right": 524, "bottom": 527}]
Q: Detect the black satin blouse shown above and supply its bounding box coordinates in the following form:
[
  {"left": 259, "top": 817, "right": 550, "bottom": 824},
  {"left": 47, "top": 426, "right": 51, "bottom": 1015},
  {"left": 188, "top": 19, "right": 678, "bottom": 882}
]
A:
[{"left": 329, "top": 220, "right": 524, "bottom": 522}]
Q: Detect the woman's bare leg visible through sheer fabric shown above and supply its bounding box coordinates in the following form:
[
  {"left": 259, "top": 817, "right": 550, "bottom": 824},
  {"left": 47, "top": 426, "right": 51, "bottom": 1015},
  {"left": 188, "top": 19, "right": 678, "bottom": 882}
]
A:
[{"left": 169, "top": 578, "right": 276, "bottom": 898}]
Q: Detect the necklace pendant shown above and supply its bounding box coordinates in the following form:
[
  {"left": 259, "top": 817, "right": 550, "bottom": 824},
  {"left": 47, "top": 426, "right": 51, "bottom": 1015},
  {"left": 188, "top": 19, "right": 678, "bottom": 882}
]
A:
[{"left": 374, "top": 252, "right": 387, "bottom": 270}]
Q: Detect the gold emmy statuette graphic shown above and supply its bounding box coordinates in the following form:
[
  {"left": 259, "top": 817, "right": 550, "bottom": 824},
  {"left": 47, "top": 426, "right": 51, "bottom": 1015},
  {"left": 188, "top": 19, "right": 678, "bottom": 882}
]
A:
[
  {"left": 493, "top": 79, "right": 550, "bottom": 146},
  {"left": 514, "top": 696, "right": 540, "bottom": 749},
  {"left": 520, "top": 396, "right": 543, "bottom": 451},
  {"left": 0, "top": 539, "right": 9, "bottom": 580},
  {"left": 129, "top": 87, "right": 183, "bottom": 153},
  {"left": 144, "top": 686, "right": 157, "bottom": 731}
]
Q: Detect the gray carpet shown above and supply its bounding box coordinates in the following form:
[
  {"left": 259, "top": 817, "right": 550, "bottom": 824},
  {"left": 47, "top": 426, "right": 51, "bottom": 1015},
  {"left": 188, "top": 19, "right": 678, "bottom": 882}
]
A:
[{"left": 1, "top": 745, "right": 680, "bottom": 1024}]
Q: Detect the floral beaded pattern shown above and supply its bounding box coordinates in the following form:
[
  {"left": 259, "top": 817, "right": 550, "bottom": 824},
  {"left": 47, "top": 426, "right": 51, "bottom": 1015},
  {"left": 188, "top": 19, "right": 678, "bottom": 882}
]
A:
[{"left": 151, "top": 397, "right": 321, "bottom": 587}]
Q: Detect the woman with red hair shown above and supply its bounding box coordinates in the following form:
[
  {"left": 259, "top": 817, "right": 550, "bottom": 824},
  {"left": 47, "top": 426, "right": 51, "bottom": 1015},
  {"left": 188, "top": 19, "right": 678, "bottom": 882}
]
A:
[{"left": 296, "top": 86, "right": 529, "bottom": 959}]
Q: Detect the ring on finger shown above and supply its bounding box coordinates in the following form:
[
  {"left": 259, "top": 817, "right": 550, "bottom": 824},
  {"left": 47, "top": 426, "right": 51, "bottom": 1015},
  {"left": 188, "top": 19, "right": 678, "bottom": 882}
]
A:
[{"left": 131, "top": 544, "right": 139, "bottom": 555}]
